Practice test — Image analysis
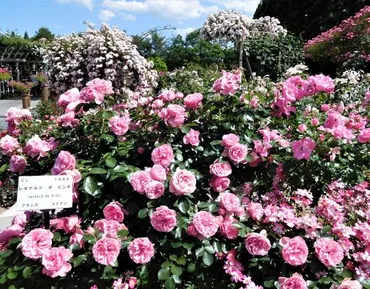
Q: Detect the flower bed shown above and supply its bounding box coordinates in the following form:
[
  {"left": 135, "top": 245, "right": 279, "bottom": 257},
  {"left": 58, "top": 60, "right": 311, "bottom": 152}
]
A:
[{"left": 0, "top": 71, "right": 369, "bottom": 288}]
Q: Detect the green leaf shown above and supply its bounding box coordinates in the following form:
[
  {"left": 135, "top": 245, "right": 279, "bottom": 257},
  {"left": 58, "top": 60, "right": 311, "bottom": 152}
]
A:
[
  {"left": 22, "top": 266, "right": 32, "bottom": 279},
  {"left": 264, "top": 280, "right": 275, "bottom": 288},
  {"left": 138, "top": 208, "right": 148, "bottom": 219},
  {"left": 90, "top": 168, "right": 107, "bottom": 174},
  {"left": 73, "top": 254, "right": 86, "bottom": 267},
  {"left": 83, "top": 176, "right": 99, "bottom": 196},
  {"left": 7, "top": 237, "right": 21, "bottom": 247},
  {"left": 0, "top": 164, "right": 7, "bottom": 174},
  {"left": 205, "top": 245, "right": 215, "bottom": 254},
  {"left": 182, "top": 242, "right": 193, "bottom": 250},
  {"left": 171, "top": 265, "right": 183, "bottom": 276},
  {"left": 165, "top": 277, "right": 176, "bottom": 289},
  {"left": 171, "top": 242, "right": 182, "bottom": 248},
  {"left": 161, "top": 261, "right": 172, "bottom": 268},
  {"left": 53, "top": 231, "right": 61, "bottom": 242},
  {"left": 176, "top": 256, "right": 186, "bottom": 265},
  {"left": 202, "top": 252, "right": 214, "bottom": 266},
  {"left": 0, "top": 250, "right": 12, "bottom": 258},
  {"left": 178, "top": 201, "right": 189, "bottom": 214},
  {"left": 187, "top": 263, "right": 196, "bottom": 273},
  {"left": 342, "top": 269, "right": 352, "bottom": 278},
  {"left": 105, "top": 157, "right": 117, "bottom": 168},
  {"left": 195, "top": 247, "right": 205, "bottom": 257},
  {"left": 117, "top": 230, "right": 129, "bottom": 238},
  {"left": 8, "top": 285, "right": 16, "bottom": 289},
  {"left": 6, "top": 270, "right": 17, "bottom": 280},
  {"left": 169, "top": 255, "right": 177, "bottom": 261},
  {"left": 158, "top": 268, "right": 171, "bottom": 280},
  {"left": 173, "top": 274, "right": 181, "bottom": 284}
]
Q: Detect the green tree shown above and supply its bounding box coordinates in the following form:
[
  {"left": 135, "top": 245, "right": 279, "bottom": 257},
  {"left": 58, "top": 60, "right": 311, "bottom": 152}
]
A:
[
  {"left": 33, "top": 27, "right": 54, "bottom": 41},
  {"left": 24, "top": 31, "right": 29, "bottom": 39}
]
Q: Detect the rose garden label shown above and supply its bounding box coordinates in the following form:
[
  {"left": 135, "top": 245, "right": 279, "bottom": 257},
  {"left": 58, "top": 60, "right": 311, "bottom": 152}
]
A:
[{"left": 15, "top": 175, "right": 73, "bottom": 210}]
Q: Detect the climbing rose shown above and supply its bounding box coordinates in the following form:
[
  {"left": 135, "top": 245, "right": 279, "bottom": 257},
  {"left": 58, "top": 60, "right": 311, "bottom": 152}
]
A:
[
  {"left": 210, "top": 176, "right": 230, "bottom": 192},
  {"left": 128, "top": 238, "right": 155, "bottom": 264},
  {"left": 57, "top": 88, "right": 80, "bottom": 108},
  {"left": 219, "top": 192, "right": 240, "bottom": 213},
  {"left": 92, "top": 237, "right": 121, "bottom": 265},
  {"left": 149, "top": 164, "right": 166, "bottom": 182},
  {"left": 23, "top": 135, "right": 53, "bottom": 158},
  {"left": 209, "top": 161, "right": 232, "bottom": 177},
  {"left": 21, "top": 228, "right": 53, "bottom": 260},
  {"left": 338, "top": 279, "right": 362, "bottom": 289},
  {"left": 291, "top": 137, "right": 316, "bottom": 160},
  {"left": 151, "top": 144, "right": 174, "bottom": 167},
  {"left": 281, "top": 236, "right": 309, "bottom": 266},
  {"left": 42, "top": 247, "right": 73, "bottom": 278},
  {"left": 221, "top": 133, "right": 240, "bottom": 147},
  {"left": 86, "top": 78, "right": 114, "bottom": 96},
  {"left": 79, "top": 86, "right": 104, "bottom": 104},
  {"left": 51, "top": 151, "right": 76, "bottom": 175},
  {"left": 184, "top": 93, "right": 203, "bottom": 109},
  {"left": 144, "top": 180, "right": 165, "bottom": 199},
  {"left": 247, "top": 202, "right": 264, "bottom": 221},
  {"left": 130, "top": 171, "right": 151, "bottom": 194},
  {"left": 314, "top": 237, "right": 344, "bottom": 267},
  {"left": 103, "top": 202, "right": 124, "bottom": 223},
  {"left": 0, "top": 135, "right": 19, "bottom": 155},
  {"left": 158, "top": 104, "right": 187, "bottom": 127},
  {"left": 228, "top": 143, "right": 248, "bottom": 163},
  {"left": 109, "top": 115, "right": 131, "bottom": 136},
  {"left": 150, "top": 206, "right": 177, "bottom": 232},
  {"left": 9, "top": 155, "right": 27, "bottom": 174},
  {"left": 245, "top": 230, "right": 271, "bottom": 256},
  {"left": 192, "top": 211, "right": 220, "bottom": 238},
  {"left": 0, "top": 224, "right": 23, "bottom": 244},
  {"left": 219, "top": 217, "right": 239, "bottom": 240},
  {"left": 169, "top": 168, "right": 197, "bottom": 196},
  {"left": 278, "top": 274, "right": 307, "bottom": 289},
  {"left": 183, "top": 129, "right": 200, "bottom": 146}
]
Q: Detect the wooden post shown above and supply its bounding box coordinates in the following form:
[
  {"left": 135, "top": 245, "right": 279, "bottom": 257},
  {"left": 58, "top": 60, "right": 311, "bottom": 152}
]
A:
[
  {"left": 41, "top": 82, "right": 49, "bottom": 102},
  {"left": 22, "top": 92, "right": 31, "bottom": 109}
]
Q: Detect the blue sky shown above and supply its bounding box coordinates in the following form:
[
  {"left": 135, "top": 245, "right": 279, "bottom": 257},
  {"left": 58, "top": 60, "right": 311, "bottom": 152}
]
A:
[{"left": 0, "top": 0, "right": 260, "bottom": 38}]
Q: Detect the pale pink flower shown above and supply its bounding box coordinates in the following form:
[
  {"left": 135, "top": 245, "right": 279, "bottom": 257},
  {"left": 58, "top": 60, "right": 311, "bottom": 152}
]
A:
[
  {"left": 86, "top": 78, "right": 114, "bottom": 96},
  {"left": 219, "top": 192, "right": 240, "bottom": 213},
  {"left": 9, "top": 155, "right": 27, "bottom": 174},
  {"left": 244, "top": 230, "right": 271, "bottom": 256},
  {"left": 158, "top": 104, "right": 187, "bottom": 127},
  {"left": 144, "top": 180, "right": 165, "bottom": 199},
  {"left": 314, "top": 237, "right": 344, "bottom": 267},
  {"left": 21, "top": 228, "right": 53, "bottom": 260},
  {"left": 69, "top": 228, "right": 84, "bottom": 248},
  {"left": 57, "top": 112, "right": 77, "bottom": 127},
  {"left": 12, "top": 213, "right": 28, "bottom": 228},
  {"left": 219, "top": 217, "right": 239, "bottom": 240},
  {"left": 93, "top": 219, "right": 127, "bottom": 238},
  {"left": 184, "top": 93, "right": 203, "bottom": 109},
  {"left": 92, "top": 237, "right": 121, "bottom": 265},
  {"left": 338, "top": 279, "right": 362, "bottom": 289},
  {"left": 183, "top": 129, "right": 200, "bottom": 146},
  {"left": 0, "top": 224, "right": 23, "bottom": 244},
  {"left": 130, "top": 171, "right": 151, "bottom": 194},
  {"left": 281, "top": 236, "right": 309, "bottom": 266},
  {"left": 150, "top": 206, "right": 177, "bottom": 232},
  {"left": 151, "top": 144, "right": 174, "bottom": 167},
  {"left": 221, "top": 133, "right": 240, "bottom": 147},
  {"left": 291, "top": 137, "right": 316, "bottom": 160},
  {"left": 51, "top": 151, "right": 76, "bottom": 175},
  {"left": 149, "top": 164, "right": 166, "bottom": 182},
  {"left": 109, "top": 115, "right": 131, "bottom": 136},
  {"left": 57, "top": 88, "right": 80, "bottom": 108},
  {"left": 0, "top": 135, "right": 19, "bottom": 155},
  {"left": 228, "top": 144, "right": 248, "bottom": 163},
  {"left": 42, "top": 247, "right": 73, "bottom": 278},
  {"left": 209, "top": 161, "right": 232, "bottom": 177},
  {"left": 169, "top": 168, "right": 196, "bottom": 196},
  {"left": 5, "top": 107, "right": 32, "bottom": 125},
  {"left": 79, "top": 86, "right": 104, "bottom": 105},
  {"left": 278, "top": 273, "right": 307, "bottom": 289},
  {"left": 247, "top": 202, "right": 264, "bottom": 221},
  {"left": 298, "top": 124, "right": 307, "bottom": 132},
  {"left": 23, "top": 135, "right": 53, "bottom": 158},
  {"left": 212, "top": 70, "right": 241, "bottom": 95},
  {"left": 103, "top": 202, "right": 124, "bottom": 223},
  {"left": 128, "top": 237, "right": 155, "bottom": 264},
  {"left": 192, "top": 211, "right": 219, "bottom": 238},
  {"left": 358, "top": 128, "right": 370, "bottom": 143},
  {"left": 210, "top": 176, "right": 230, "bottom": 192}
]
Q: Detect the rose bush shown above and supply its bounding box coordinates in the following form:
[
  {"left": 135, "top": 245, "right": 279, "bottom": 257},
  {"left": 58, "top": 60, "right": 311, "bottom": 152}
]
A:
[{"left": 0, "top": 68, "right": 369, "bottom": 289}]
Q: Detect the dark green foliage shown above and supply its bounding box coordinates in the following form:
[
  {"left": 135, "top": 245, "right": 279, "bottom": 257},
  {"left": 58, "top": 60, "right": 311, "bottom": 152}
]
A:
[{"left": 32, "top": 27, "right": 54, "bottom": 42}]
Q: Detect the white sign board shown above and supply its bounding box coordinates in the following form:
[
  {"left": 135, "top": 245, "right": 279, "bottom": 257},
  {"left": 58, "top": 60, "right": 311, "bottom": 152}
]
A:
[{"left": 15, "top": 175, "right": 73, "bottom": 211}]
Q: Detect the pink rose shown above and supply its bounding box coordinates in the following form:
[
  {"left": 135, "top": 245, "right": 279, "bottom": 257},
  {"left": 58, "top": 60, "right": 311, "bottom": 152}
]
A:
[
  {"left": 291, "top": 137, "right": 316, "bottom": 160},
  {"left": 109, "top": 115, "right": 131, "bottom": 136},
  {"left": 5, "top": 107, "right": 32, "bottom": 125},
  {"left": 130, "top": 171, "right": 151, "bottom": 194},
  {"left": 221, "top": 133, "right": 240, "bottom": 147},
  {"left": 79, "top": 86, "right": 104, "bottom": 104},
  {"left": 51, "top": 151, "right": 76, "bottom": 175},
  {"left": 128, "top": 237, "right": 155, "bottom": 264},
  {"left": 219, "top": 217, "right": 239, "bottom": 239},
  {"left": 210, "top": 176, "right": 230, "bottom": 192},
  {"left": 0, "top": 224, "right": 23, "bottom": 244},
  {"left": 192, "top": 211, "right": 219, "bottom": 238},
  {"left": 169, "top": 168, "right": 197, "bottom": 196},
  {"left": 151, "top": 144, "right": 174, "bottom": 167},
  {"left": 103, "top": 202, "right": 124, "bottom": 223},
  {"left": 21, "top": 228, "right": 53, "bottom": 260},
  {"left": 228, "top": 144, "right": 248, "bottom": 163},
  {"left": 338, "top": 279, "right": 362, "bottom": 289},
  {"left": 92, "top": 237, "right": 121, "bottom": 265},
  {"left": 298, "top": 124, "right": 307, "bottom": 132},
  {"left": 209, "top": 161, "right": 232, "bottom": 177},
  {"left": 244, "top": 230, "right": 271, "bottom": 256},
  {"left": 219, "top": 192, "right": 240, "bottom": 213},
  {"left": 212, "top": 70, "right": 241, "bottom": 95},
  {"left": 0, "top": 135, "right": 19, "bottom": 155},
  {"left": 60, "top": 169, "right": 82, "bottom": 183},
  {"left": 144, "top": 180, "right": 165, "bottom": 199},
  {"left": 184, "top": 93, "right": 203, "bottom": 109},
  {"left": 279, "top": 274, "right": 307, "bottom": 289},
  {"left": 358, "top": 128, "right": 370, "bottom": 143},
  {"left": 183, "top": 129, "right": 200, "bottom": 146},
  {"left": 281, "top": 236, "right": 309, "bottom": 266},
  {"left": 23, "top": 135, "right": 53, "bottom": 158},
  {"left": 69, "top": 228, "right": 84, "bottom": 248},
  {"left": 57, "top": 112, "right": 77, "bottom": 127},
  {"left": 149, "top": 164, "right": 166, "bottom": 182},
  {"left": 86, "top": 78, "right": 114, "bottom": 96},
  {"left": 150, "top": 206, "right": 177, "bottom": 232},
  {"left": 93, "top": 219, "right": 127, "bottom": 238},
  {"left": 247, "top": 202, "right": 264, "bottom": 221},
  {"left": 50, "top": 215, "right": 80, "bottom": 234},
  {"left": 314, "top": 237, "right": 344, "bottom": 267},
  {"left": 57, "top": 88, "right": 80, "bottom": 108},
  {"left": 42, "top": 247, "right": 73, "bottom": 278},
  {"left": 9, "top": 155, "right": 27, "bottom": 174},
  {"left": 311, "top": 118, "right": 320, "bottom": 126},
  {"left": 152, "top": 99, "right": 164, "bottom": 109},
  {"left": 12, "top": 213, "right": 28, "bottom": 228},
  {"left": 158, "top": 104, "right": 187, "bottom": 127}
]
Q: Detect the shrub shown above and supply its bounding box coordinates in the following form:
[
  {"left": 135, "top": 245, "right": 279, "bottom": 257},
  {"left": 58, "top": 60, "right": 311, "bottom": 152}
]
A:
[
  {"left": 0, "top": 72, "right": 369, "bottom": 288},
  {"left": 148, "top": 57, "right": 168, "bottom": 73}
]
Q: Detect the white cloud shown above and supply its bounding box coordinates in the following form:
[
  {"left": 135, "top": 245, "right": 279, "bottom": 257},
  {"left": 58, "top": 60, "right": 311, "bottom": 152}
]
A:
[
  {"left": 221, "top": 0, "right": 260, "bottom": 15},
  {"left": 122, "top": 13, "right": 136, "bottom": 21},
  {"left": 99, "top": 9, "right": 116, "bottom": 21},
  {"left": 56, "top": 0, "right": 94, "bottom": 10},
  {"left": 176, "top": 27, "right": 195, "bottom": 37},
  {"left": 102, "top": 0, "right": 219, "bottom": 21}
]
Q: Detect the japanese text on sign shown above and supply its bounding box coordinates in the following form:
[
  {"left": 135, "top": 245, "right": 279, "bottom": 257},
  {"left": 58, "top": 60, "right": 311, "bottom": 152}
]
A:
[{"left": 15, "top": 175, "right": 73, "bottom": 211}]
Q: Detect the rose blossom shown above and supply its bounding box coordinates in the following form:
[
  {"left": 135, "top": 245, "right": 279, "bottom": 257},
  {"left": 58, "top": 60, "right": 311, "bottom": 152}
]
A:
[
  {"left": 314, "top": 237, "right": 344, "bottom": 267},
  {"left": 0, "top": 224, "right": 23, "bottom": 244},
  {"left": 92, "top": 237, "right": 121, "bottom": 265},
  {"left": 42, "top": 247, "right": 73, "bottom": 278},
  {"left": 192, "top": 211, "right": 220, "bottom": 238},
  {"left": 130, "top": 171, "right": 151, "bottom": 194},
  {"left": 86, "top": 78, "right": 114, "bottom": 96},
  {"left": 247, "top": 202, "right": 264, "bottom": 221},
  {"left": 210, "top": 176, "right": 230, "bottom": 192},
  {"left": 0, "top": 135, "right": 19, "bottom": 155},
  {"left": 169, "top": 168, "right": 196, "bottom": 196},
  {"left": 184, "top": 93, "right": 203, "bottom": 109},
  {"left": 128, "top": 237, "right": 155, "bottom": 264},
  {"left": 244, "top": 230, "right": 271, "bottom": 256},
  {"left": 183, "top": 129, "right": 200, "bottom": 146},
  {"left": 158, "top": 104, "right": 187, "bottom": 127},
  {"left": 221, "top": 133, "right": 240, "bottom": 147},
  {"left": 209, "top": 161, "right": 232, "bottom": 177},
  {"left": 79, "top": 86, "right": 104, "bottom": 104},
  {"left": 51, "top": 151, "right": 76, "bottom": 175},
  {"left": 228, "top": 143, "right": 248, "bottom": 163},
  {"left": 291, "top": 137, "right": 316, "bottom": 160},
  {"left": 219, "top": 217, "right": 239, "bottom": 239},
  {"left": 69, "top": 228, "right": 84, "bottom": 248},
  {"left": 338, "top": 279, "right": 362, "bottom": 289},
  {"left": 219, "top": 192, "right": 240, "bottom": 213},
  {"left": 149, "top": 164, "right": 166, "bottom": 182},
  {"left": 281, "top": 236, "right": 309, "bottom": 266},
  {"left": 23, "top": 135, "right": 52, "bottom": 158},
  {"left": 57, "top": 88, "right": 80, "bottom": 108},
  {"left": 57, "top": 111, "right": 77, "bottom": 127},
  {"left": 12, "top": 213, "right": 28, "bottom": 227},
  {"left": 21, "top": 228, "right": 53, "bottom": 260},
  {"left": 151, "top": 144, "right": 174, "bottom": 167},
  {"left": 144, "top": 180, "right": 165, "bottom": 199},
  {"left": 278, "top": 274, "right": 307, "bottom": 289},
  {"left": 94, "top": 219, "right": 127, "bottom": 238},
  {"left": 150, "top": 206, "right": 177, "bottom": 232},
  {"left": 109, "top": 115, "right": 131, "bottom": 136},
  {"left": 103, "top": 202, "right": 124, "bottom": 222},
  {"left": 9, "top": 155, "right": 27, "bottom": 174}
]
